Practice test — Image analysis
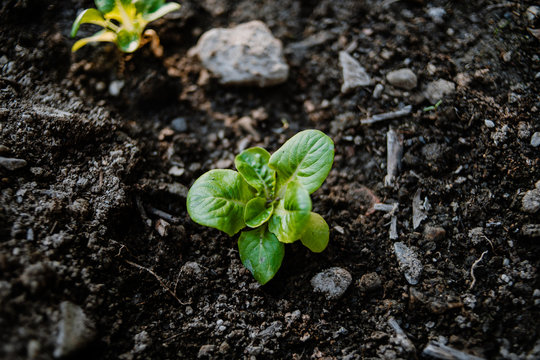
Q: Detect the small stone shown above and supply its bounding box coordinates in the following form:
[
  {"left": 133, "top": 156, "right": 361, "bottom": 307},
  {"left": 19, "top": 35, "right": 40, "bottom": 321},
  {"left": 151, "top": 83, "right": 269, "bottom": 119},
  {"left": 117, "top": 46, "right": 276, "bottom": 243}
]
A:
[
  {"left": 522, "top": 182, "right": 540, "bottom": 214},
  {"left": 533, "top": 289, "right": 540, "bottom": 298},
  {"left": 191, "top": 21, "right": 289, "bottom": 87},
  {"left": 168, "top": 166, "right": 185, "bottom": 177},
  {"left": 0, "top": 156, "right": 27, "bottom": 170},
  {"left": 373, "top": 83, "right": 384, "bottom": 99},
  {"left": 424, "top": 79, "right": 456, "bottom": 104},
  {"left": 530, "top": 132, "right": 540, "bottom": 147},
  {"left": 484, "top": 119, "right": 495, "bottom": 128},
  {"left": 95, "top": 81, "right": 106, "bottom": 92},
  {"left": 133, "top": 331, "right": 151, "bottom": 353},
  {"left": 54, "top": 301, "right": 96, "bottom": 358},
  {"left": 358, "top": 272, "right": 382, "bottom": 292},
  {"left": 522, "top": 224, "right": 540, "bottom": 238},
  {"left": 394, "top": 242, "right": 423, "bottom": 285},
  {"left": 424, "top": 226, "right": 446, "bottom": 241},
  {"left": 311, "top": 267, "right": 352, "bottom": 300},
  {"left": 526, "top": 6, "right": 540, "bottom": 22},
  {"left": 198, "top": 344, "right": 216, "bottom": 358},
  {"left": 427, "top": 7, "right": 446, "bottom": 24},
  {"left": 339, "top": 51, "right": 371, "bottom": 93},
  {"left": 108, "top": 80, "right": 124, "bottom": 96},
  {"left": 386, "top": 68, "right": 417, "bottom": 90},
  {"left": 170, "top": 117, "right": 188, "bottom": 132}
]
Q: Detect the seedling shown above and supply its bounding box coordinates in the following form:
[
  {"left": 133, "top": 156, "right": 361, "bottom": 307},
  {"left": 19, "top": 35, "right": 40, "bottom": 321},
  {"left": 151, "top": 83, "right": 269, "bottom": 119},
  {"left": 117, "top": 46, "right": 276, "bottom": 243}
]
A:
[
  {"left": 423, "top": 99, "right": 443, "bottom": 112},
  {"left": 187, "top": 130, "right": 334, "bottom": 284},
  {"left": 70, "top": 0, "right": 181, "bottom": 53}
]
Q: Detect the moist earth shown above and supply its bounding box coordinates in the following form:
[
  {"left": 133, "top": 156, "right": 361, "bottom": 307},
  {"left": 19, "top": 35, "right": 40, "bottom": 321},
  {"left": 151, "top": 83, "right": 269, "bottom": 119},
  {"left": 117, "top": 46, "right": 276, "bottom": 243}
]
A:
[{"left": 1, "top": 0, "right": 539, "bottom": 359}]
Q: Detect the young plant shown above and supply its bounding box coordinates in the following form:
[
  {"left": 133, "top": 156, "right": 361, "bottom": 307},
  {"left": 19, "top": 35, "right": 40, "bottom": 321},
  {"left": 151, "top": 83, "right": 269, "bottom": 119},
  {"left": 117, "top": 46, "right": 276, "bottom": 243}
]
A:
[
  {"left": 70, "top": 0, "right": 181, "bottom": 53},
  {"left": 187, "top": 130, "right": 334, "bottom": 284}
]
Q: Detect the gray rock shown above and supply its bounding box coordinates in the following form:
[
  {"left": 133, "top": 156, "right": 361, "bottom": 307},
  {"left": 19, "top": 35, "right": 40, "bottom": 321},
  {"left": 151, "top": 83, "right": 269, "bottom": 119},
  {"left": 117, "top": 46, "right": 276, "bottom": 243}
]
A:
[
  {"left": 198, "top": 344, "right": 216, "bottom": 358},
  {"left": 0, "top": 156, "right": 27, "bottom": 170},
  {"left": 191, "top": 21, "right": 289, "bottom": 87},
  {"left": 531, "top": 132, "right": 540, "bottom": 147},
  {"left": 339, "top": 51, "right": 371, "bottom": 93},
  {"left": 394, "top": 242, "right": 423, "bottom": 285},
  {"left": 171, "top": 117, "right": 188, "bottom": 132},
  {"left": 412, "top": 189, "right": 427, "bottom": 230},
  {"left": 427, "top": 7, "right": 446, "bottom": 24},
  {"left": 522, "top": 181, "right": 540, "bottom": 213},
  {"left": 108, "top": 80, "right": 124, "bottom": 97},
  {"left": 424, "top": 79, "right": 455, "bottom": 104},
  {"left": 522, "top": 224, "right": 540, "bottom": 238},
  {"left": 133, "top": 330, "right": 151, "bottom": 353},
  {"left": 386, "top": 68, "right": 417, "bottom": 90},
  {"left": 54, "top": 301, "right": 96, "bottom": 358},
  {"left": 311, "top": 267, "right": 352, "bottom": 300},
  {"left": 373, "top": 83, "right": 384, "bottom": 99},
  {"left": 484, "top": 119, "right": 495, "bottom": 128},
  {"left": 527, "top": 6, "right": 540, "bottom": 22}
]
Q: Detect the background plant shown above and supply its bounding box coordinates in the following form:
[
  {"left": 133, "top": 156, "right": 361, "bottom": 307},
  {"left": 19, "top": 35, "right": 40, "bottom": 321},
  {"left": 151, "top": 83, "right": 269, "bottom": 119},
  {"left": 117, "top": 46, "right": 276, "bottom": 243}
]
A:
[
  {"left": 70, "top": 0, "right": 181, "bottom": 53},
  {"left": 187, "top": 130, "right": 334, "bottom": 284}
]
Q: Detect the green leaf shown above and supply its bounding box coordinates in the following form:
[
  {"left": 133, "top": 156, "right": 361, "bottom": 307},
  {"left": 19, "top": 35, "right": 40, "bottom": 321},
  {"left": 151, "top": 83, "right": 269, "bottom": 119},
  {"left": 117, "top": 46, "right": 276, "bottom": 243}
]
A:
[
  {"left": 134, "top": 0, "right": 164, "bottom": 14},
  {"left": 94, "top": 0, "right": 115, "bottom": 13},
  {"left": 300, "top": 212, "right": 329, "bottom": 253},
  {"left": 268, "top": 180, "right": 311, "bottom": 243},
  {"left": 244, "top": 197, "right": 274, "bottom": 228},
  {"left": 238, "top": 227, "right": 284, "bottom": 285},
  {"left": 142, "top": 2, "right": 181, "bottom": 22},
  {"left": 235, "top": 147, "right": 275, "bottom": 199},
  {"left": 187, "top": 169, "right": 255, "bottom": 236},
  {"left": 116, "top": 29, "right": 141, "bottom": 52},
  {"left": 71, "top": 9, "right": 108, "bottom": 37},
  {"left": 269, "top": 129, "right": 334, "bottom": 196},
  {"left": 71, "top": 29, "right": 117, "bottom": 52}
]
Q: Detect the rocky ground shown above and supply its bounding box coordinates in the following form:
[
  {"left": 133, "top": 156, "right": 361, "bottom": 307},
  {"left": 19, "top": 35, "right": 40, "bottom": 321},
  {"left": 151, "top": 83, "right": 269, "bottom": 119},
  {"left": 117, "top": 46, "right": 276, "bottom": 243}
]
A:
[{"left": 1, "top": 0, "right": 539, "bottom": 359}]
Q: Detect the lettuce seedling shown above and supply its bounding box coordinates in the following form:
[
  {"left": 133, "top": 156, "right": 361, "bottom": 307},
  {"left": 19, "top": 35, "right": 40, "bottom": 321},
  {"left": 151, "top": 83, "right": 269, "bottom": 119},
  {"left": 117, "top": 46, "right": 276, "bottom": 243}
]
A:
[
  {"left": 187, "top": 130, "right": 334, "bottom": 284},
  {"left": 70, "top": 0, "right": 181, "bottom": 53}
]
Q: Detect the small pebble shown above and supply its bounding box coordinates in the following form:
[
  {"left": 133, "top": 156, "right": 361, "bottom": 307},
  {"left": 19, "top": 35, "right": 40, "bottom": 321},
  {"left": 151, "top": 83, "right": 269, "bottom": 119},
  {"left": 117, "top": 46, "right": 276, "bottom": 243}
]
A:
[
  {"left": 311, "top": 267, "right": 352, "bottom": 300},
  {"left": 0, "top": 156, "right": 27, "bottom": 170},
  {"left": 109, "top": 80, "right": 124, "bottom": 96},
  {"left": 386, "top": 68, "right": 417, "bottom": 90},
  {"left": 530, "top": 132, "right": 540, "bottom": 147},
  {"left": 339, "top": 51, "right": 371, "bottom": 93},
  {"left": 171, "top": 117, "right": 188, "bottom": 132},
  {"left": 373, "top": 83, "right": 384, "bottom": 99},
  {"left": 394, "top": 242, "right": 423, "bottom": 285},
  {"left": 54, "top": 302, "right": 96, "bottom": 358},
  {"left": 522, "top": 181, "right": 540, "bottom": 213}
]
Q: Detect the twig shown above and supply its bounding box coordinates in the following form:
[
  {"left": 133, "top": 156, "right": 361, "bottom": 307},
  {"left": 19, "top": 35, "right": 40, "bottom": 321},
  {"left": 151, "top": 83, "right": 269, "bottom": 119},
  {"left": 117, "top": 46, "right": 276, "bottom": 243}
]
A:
[
  {"left": 469, "top": 251, "right": 488, "bottom": 290},
  {"left": 361, "top": 105, "right": 412, "bottom": 125},
  {"left": 384, "top": 128, "right": 403, "bottom": 187},
  {"left": 423, "top": 341, "right": 485, "bottom": 360},
  {"left": 125, "top": 259, "right": 189, "bottom": 305},
  {"left": 147, "top": 206, "right": 181, "bottom": 224}
]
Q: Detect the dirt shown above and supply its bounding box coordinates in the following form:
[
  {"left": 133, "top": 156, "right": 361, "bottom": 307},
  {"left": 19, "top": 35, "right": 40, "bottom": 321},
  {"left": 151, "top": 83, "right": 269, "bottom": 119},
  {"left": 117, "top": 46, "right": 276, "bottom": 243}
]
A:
[{"left": 1, "top": 0, "right": 539, "bottom": 359}]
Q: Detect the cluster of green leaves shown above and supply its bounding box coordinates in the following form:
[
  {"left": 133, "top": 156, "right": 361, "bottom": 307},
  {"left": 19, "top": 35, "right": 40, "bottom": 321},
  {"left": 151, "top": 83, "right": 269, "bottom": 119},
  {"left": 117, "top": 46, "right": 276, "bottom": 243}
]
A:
[
  {"left": 71, "top": 0, "right": 181, "bottom": 52},
  {"left": 187, "top": 130, "right": 334, "bottom": 284}
]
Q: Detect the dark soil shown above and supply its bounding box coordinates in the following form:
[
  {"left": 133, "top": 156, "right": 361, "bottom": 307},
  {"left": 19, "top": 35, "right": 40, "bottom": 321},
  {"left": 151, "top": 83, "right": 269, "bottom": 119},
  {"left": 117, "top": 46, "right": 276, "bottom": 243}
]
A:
[{"left": 1, "top": 0, "right": 539, "bottom": 359}]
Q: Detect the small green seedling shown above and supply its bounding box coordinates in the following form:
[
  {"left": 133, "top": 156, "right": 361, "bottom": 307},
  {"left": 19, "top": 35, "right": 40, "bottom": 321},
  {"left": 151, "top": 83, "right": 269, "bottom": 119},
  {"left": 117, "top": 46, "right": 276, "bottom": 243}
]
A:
[
  {"left": 71, "top": 0, "right": 181, "bottom": 53},
  {"left": 187, "top": 130, "right": 334, "bottom": 284},
  {"left": 423, "top": 99, "right": 443, "bottom": 112}
]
